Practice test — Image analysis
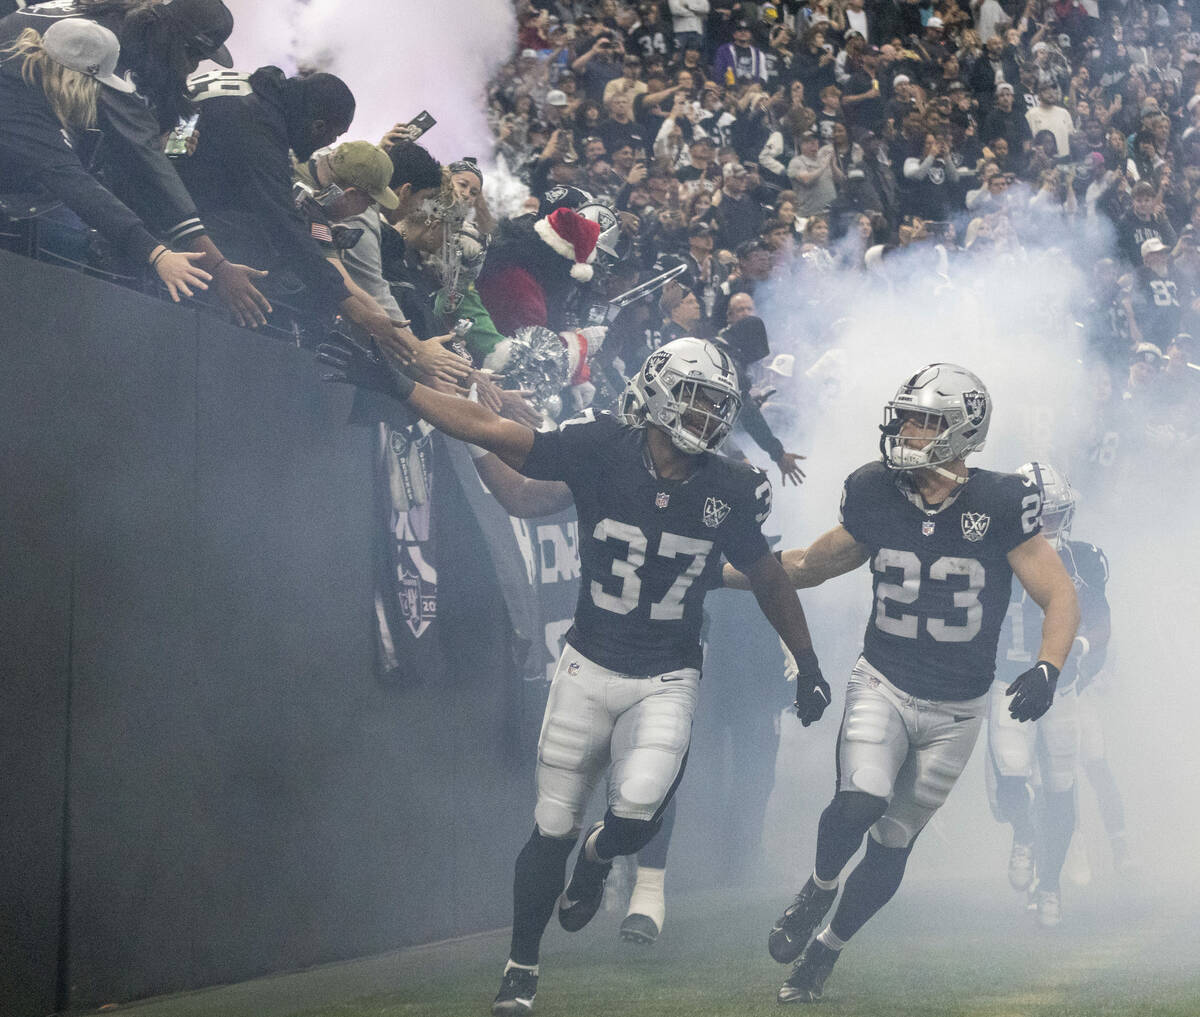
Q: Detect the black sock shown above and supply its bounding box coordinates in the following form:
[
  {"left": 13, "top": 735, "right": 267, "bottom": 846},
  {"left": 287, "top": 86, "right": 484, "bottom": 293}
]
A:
[
  {"left": 636, "top": 796, "right": 676, "bottom": 869},
  {"left": 995, "top": 775, "right": 1034, "bottom": 844},
  {"left": 814, "top": 792, "right": 887, "bottom": 883},
  {"left": 1035, "top": 787, "right": 1075, "bottom": 893},
  {"left": 509, "top": 827, "right": 575, "bottom": 966},
  {"left": 1086, "top": 761, "right": 1126, "bottom": 840},
  {"left": 829, "top": 835, "right": 914, "bottom": 942}
]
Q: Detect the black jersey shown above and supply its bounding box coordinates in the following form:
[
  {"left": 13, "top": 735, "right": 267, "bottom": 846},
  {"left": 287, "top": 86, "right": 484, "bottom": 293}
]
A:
[
  {"left": 999, "top": 538, "right": 1110, "bottom": 687},
  {"left": 840, "top": 461, "right": 1042, "bottom": 702},
  {"left": 520, "top": 411, "right": 772, "bottom": 674}
]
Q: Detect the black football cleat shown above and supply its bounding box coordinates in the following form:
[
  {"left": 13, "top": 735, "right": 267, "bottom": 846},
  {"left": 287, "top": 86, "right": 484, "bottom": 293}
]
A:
[
  {"left": 619, "top": 912, "right": 660, "bottom": 944},
  {"left": 768, "top": 878, "right": 838, "bottom": 963},
  {"left": 558, "top": 823, "right": 613, "bottom": 932},
  {"left": 777, "top": 940, "right": 840, "bottom": 1004},
  {"left": 492, "top": 965, "right": 538, "bottom": 1015}
]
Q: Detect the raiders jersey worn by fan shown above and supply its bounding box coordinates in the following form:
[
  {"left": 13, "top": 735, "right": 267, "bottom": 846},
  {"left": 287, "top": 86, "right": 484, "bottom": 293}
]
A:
[
  {"left": 840, "top": 461, "right": 1042, "bottom": 702},
  {"left": 999, "top": 539, "right": 1110, "bottom": 688},
  {"left": 520, "top": 411, "right": 772, "bottom": 674}
]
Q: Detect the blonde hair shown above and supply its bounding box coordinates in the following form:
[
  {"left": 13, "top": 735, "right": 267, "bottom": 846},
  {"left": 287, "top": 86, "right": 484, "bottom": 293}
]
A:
[{"left": 2, "top": 28, "right": 99, "bottom": 130}]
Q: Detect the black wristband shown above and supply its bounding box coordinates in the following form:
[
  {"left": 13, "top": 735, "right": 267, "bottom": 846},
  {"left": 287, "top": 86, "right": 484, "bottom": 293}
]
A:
[
  {"left": 1036, "top": 660, "right": 1061, "bottom": 683},
  {"left": 792, "top": 645, "right": 821, "bottom": 679},
  {"left": 391, "top": 367, "right": 416, "bottom": 400}
]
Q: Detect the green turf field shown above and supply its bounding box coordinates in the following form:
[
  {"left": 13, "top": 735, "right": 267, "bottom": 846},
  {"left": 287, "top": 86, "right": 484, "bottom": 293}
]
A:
[{"left": 117, "top": 877, "right": 1198, "bottom": 1017}]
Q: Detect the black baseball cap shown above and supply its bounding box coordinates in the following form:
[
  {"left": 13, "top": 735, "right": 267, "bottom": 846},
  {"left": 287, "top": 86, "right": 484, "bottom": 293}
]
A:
[
  {"left": 166, "top": 0, "right": 235, "bottom": 67},
  {"left": 737, "top": 238, "right": 769, "bottom": 258},
  {"left": 688, "top": 220, "right": 714, "bottom": 237}
]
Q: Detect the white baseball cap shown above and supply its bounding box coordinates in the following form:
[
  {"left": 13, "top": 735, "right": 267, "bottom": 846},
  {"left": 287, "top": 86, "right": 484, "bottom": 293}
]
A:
[
  {"left": 43, "top": 19, "right": 135, "bottom": 93},
  {"left": 926, "top": 16, "right": 944, "bottom": 28},
  {"left": 1140, "top": 237, "right": 1168, "bottom": 258}
]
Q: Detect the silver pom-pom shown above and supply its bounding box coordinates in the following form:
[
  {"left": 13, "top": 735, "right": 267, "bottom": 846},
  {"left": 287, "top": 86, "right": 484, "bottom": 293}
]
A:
[{"left": 494, "top": 325, "right": 569, "bottom": 419}]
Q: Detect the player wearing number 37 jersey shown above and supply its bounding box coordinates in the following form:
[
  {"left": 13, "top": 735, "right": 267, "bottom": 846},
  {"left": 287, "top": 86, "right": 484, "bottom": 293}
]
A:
[
  {"left": 726, "top": 363, "right": 1079, "bottom": 1006},
  {"left": 313, "top": 333, "right": 828, "bottom": 1016}
]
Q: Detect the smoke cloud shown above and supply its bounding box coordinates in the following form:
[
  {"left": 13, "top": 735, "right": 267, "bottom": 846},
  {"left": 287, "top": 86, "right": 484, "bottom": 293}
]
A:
[{"left": 219, "top": 0, "right": 516, "bottom": 163}]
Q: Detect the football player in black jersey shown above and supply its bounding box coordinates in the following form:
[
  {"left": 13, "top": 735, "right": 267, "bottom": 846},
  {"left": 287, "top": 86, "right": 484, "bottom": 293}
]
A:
[
  {"left": 316, "top": 333, "right": 830, "bottom": 1016},
  {"left": 987, "top": 461, "right": 1112, "bottom": 928},
  {"left": 726, "top": 364, "right": 1079, "bottom": 1004}
]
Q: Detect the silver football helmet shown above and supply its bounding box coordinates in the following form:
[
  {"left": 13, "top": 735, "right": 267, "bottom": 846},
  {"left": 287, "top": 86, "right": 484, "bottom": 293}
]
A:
[
  {"left": 1018, "top": 461, "right": 1075, "bottom": 548},
  {"left": 616, "top": 378, "right": 647, "bottom": 426},
  {"left": 576, "top": 200, "right": 622, "bottom": 261},
  {"left": 630, "top": 337, "right": 741, "bottom": 455},
  {"left": 880, "top": 363, "right": 991, "bottom": 471}
]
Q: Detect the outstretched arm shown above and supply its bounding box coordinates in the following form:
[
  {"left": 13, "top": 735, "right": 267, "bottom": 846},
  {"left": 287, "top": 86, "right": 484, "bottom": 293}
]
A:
[
  {"left": 722, "top": 524, "right": 870, "bottom": 590},
  {"left": 316, "top": 334, "right": 534, "bottom": 469},
  {"left": 472, "top": 451, "right": 573, "bottom": 517}
]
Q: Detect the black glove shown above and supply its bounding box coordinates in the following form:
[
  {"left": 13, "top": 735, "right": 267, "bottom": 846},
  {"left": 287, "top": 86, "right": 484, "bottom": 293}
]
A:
[
  {"left": 315, "top": 331, "right": 415, "bottom": 399},
  {"left": 1006, "top": 660, "right": 1060, "bottom": 722},
  {"left": 788, "top": 646, "right": 831, "bottom": 728}
]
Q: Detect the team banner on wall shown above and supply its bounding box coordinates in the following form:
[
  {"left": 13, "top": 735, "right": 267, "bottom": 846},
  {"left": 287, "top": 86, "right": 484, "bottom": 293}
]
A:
[
  {"left": 374, "top": 421, "right": 445, "bottom": 682},
  {"left": 442, "top": 440, "right": 580, "bottom": 682}
]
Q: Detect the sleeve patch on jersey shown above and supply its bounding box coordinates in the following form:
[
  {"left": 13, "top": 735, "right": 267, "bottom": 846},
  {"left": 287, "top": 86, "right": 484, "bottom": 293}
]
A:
[{"left": 703, "top": 496, "right": 732, "bottom": 528}]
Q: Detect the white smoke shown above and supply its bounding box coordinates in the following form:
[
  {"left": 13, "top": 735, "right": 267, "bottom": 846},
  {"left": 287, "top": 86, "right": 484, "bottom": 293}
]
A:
[
  {"left": 746, "top": 229, "right": 1200, "bottom": 902},
  {"left": 220, "top": 0, "right": 516, "bottom": 163}
]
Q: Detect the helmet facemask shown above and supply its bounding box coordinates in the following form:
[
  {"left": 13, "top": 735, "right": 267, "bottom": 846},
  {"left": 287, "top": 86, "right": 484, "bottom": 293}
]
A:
[
  {"left": 881, "top": 405, "right": 954, "bottom": 470},
  {"left": 661, "top": 378, "right": 741, "bottom": 455}
]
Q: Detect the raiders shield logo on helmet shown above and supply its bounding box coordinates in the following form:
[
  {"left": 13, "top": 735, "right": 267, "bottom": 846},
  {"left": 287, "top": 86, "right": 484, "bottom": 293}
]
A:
[
  {"left": 644, "top": 350, "right": 671, "bottom": 382},
  {"left": 962, "top": 390, "right": 988, "bottom": 426},
  {"left": 703, "top": 496, "right": 731, "bottom": 528},
  {"left": 961, "top": 511, "right": 991, "bottom": 542}
]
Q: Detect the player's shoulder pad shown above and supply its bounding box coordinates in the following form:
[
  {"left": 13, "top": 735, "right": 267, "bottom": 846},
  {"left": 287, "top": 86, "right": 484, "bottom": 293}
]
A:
[
  {"left": 972, "top": 467, "right": 1038, "bottom": 508},
  {"left": 712, "top": 456, "right": 773, "bottom": 522},
  {"left": 1067, "top": 539, "right": 1110, "bottom": 588},
  {"left": 843, "top": 460, "right": 890, "bottom": 497},
  {"left": 557, "top": 407, "right": 618, "bottom": 431}
]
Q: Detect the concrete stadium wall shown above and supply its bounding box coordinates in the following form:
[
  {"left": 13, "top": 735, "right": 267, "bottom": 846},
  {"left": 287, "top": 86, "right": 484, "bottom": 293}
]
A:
[{"left": 0, "top": 252, "right": 535, "bottom": 1016}]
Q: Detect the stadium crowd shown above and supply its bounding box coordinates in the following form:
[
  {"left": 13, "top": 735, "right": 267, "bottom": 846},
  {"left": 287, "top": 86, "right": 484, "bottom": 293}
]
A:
[{"left": 1, "top": 0, "right": 1197, "bottom": 480}]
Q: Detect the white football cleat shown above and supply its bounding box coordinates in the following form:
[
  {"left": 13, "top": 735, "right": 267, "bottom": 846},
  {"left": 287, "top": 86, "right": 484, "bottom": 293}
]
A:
[{"left": 1008, "top": 839, "right": 1035, "bottom": 891}]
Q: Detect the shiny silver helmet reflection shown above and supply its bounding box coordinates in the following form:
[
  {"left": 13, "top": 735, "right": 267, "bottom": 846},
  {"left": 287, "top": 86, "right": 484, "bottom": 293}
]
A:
[
  {"left": 1017, "top": 461, "right": 1076, "bottom": 548},
  {"left": 630, "top": 337, "right": 741, "bottom": 455},
  {"left": 880, "top": 363, "right": 991, "bottom": 471}
]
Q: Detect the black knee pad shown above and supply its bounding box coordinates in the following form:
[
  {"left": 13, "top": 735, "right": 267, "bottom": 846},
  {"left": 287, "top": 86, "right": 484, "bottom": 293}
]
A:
[
  {"left": 595, "top": 809, "right": 661, "bottom": 859},
  {"left": 825, "top": 789, "right": 889, "bottom": 834}
]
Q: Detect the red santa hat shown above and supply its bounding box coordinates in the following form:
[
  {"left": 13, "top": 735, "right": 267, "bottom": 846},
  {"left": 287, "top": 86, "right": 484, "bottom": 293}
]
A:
[{"left": 534, "top": 206, "right": 601, "bottom": 282}]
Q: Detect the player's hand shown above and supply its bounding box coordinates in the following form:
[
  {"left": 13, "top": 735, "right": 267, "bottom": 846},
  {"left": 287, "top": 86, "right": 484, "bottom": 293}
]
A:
[
  {"left": 787, "top": 647, "right": 831, "bottom": 727},
  {"left": 497, "top": 387, "right": 544, "bottom": 428},
  {"left": 775, "top": 450, "right": 807, "bottom": 486},
  {"left": 1006, "top": 660, "right": 1060, "bottom": 722},
  {"left": 315, "top": 331, "right": 409, "bottom": 398},
  {"left": 212, "top": 259, "right": 271, "bottom": 328}
]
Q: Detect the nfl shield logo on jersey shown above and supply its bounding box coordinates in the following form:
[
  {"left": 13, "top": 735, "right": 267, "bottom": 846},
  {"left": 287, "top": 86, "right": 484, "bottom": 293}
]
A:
[
  {"left": 961, "top": 511, "right": 991, "bottom": 542},
  {"left": 655, "top": 491, "right": 670, "bottom": 509},
  {"left": 703, "top": 496, "right": 731, "bottom": 528},
  {"left": 922, "top": 520, "right": 935, "bottom": 536}
]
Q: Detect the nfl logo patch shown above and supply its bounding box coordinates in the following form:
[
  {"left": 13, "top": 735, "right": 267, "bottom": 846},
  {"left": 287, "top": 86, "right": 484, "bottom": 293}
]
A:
[
  {"left": 655, "top": 491, "right": 670, "bottom": 509},
  {"left": 922, "top": 520, "right": 935, "bottom": 536},
  {"left": 567, "top": 661, "right": 580, "bottom": 676}
]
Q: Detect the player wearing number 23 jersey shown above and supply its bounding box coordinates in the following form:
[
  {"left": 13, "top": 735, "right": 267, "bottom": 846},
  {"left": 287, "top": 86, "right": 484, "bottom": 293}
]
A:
[
  {"left": 733, "top": 364, "right": 1079, "bottom": 1007},
  {"left": 842, "top": 460, "right": 1040, "bottom": 702}
]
